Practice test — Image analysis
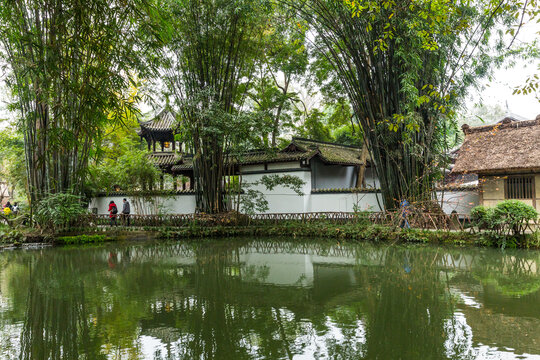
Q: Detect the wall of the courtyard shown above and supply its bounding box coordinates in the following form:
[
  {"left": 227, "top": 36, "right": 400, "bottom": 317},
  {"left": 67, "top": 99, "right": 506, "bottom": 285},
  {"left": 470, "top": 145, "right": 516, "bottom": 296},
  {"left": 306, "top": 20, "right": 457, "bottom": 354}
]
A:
[
  {"left": 89, "top": 194, "right": 197, "bottom": 215},
  {"left": 480, "top": 174, "right": 540, "bottom": 211},
  {"left": 89, "top": 189, "right": 478, "bottom": 215},
  {"left": 434, "top": 190, "right": 480, "bottom": 215},
  {"left": 89, "top": 167, "right": 480, "bottom": 215}
]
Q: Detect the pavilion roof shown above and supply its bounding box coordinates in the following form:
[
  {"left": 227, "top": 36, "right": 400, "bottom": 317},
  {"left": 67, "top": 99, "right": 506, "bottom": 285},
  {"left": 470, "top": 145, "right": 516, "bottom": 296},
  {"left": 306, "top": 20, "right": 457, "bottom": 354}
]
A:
[
  {"left": 148, "top": 152, "right": 182, "bottom": 167},
  {"left": 138, "top": 109, "right": 177, "bottom": 135}
]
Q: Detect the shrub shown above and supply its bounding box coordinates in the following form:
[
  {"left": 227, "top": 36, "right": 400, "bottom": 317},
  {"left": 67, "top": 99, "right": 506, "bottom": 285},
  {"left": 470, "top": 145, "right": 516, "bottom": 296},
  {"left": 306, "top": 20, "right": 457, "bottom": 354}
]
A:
[
  {"left": 0, "top": 228, "right": 24, "bottom": 244},
  {"left": 35, "top": 193, "right": 88, "bottom": 231},
  {"left": 492, "top": 200, "right": 538, "bottom": 236},
  {"left": 471, "top": 201, "right": 538, "bottom": 247},
  {"left": 470, "top": 206, "right": 491, "bottom": 230}
]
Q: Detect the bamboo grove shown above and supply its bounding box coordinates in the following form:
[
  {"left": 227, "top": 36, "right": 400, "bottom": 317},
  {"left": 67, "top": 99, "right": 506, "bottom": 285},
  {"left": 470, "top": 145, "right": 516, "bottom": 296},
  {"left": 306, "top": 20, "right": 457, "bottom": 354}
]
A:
[
  {"left": 288, "top": 0, "right": 525, "bottom": 208},
  {"left": 0, "top": 0, "right": 537, "bottom": 213},
  {"left": 0, "top": 0, "right": 158, "bottom": 207}
]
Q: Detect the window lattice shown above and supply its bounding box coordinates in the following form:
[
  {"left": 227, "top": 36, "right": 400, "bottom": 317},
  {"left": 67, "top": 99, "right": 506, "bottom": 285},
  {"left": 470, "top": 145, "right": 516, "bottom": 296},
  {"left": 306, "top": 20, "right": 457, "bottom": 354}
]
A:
[{"left": 505, "top": 176, "right": 534, "bottom": 200}]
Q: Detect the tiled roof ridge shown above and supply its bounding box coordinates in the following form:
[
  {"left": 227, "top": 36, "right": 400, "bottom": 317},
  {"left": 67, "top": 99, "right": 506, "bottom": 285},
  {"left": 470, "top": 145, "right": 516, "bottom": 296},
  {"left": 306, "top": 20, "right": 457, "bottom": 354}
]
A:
[{"left": 462, "top": 117, "right": 540, "bottom": 134}]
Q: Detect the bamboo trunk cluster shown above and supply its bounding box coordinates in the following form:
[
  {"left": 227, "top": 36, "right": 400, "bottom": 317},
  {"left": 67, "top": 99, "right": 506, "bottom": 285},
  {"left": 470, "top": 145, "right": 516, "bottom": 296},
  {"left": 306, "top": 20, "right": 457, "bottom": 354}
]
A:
[{"left": 0, "top": 0, "right": 147, "bottom": 206}]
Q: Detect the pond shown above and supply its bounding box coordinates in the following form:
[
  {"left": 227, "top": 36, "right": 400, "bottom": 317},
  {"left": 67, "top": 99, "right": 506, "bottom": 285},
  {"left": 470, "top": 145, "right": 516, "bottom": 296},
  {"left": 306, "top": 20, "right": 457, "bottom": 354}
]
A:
[{"left": 0, "top": 239, "right": 539, "bottom": 360}]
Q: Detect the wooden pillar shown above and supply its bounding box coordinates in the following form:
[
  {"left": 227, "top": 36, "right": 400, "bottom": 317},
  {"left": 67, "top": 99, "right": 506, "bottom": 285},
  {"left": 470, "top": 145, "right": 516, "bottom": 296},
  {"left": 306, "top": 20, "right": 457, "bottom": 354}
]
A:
[
  {"left": 172, "top": 141, "right": 176, "bottom": 151},
  {"left": 152, "top": 140, "right": 156, "bottom": 152},
  {"left": 173, "top": 175, "right": 178, "bottom": 191},
  {"left": 160, "top": 174, "right": 164, "bottom": 190}
]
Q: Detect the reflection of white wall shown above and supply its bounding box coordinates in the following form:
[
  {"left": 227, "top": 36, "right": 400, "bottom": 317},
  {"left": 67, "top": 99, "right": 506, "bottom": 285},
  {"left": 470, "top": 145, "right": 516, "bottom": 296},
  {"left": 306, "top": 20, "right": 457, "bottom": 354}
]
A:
[{"left": 239, "top": 253, "right": 314, "bottom": 287}]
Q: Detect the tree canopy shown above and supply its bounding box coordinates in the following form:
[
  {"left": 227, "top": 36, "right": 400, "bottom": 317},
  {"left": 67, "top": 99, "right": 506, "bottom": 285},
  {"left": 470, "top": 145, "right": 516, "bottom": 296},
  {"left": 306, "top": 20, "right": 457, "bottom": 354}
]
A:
[{"left": 0, "top": 0, "right": 537, "bottom": 214}]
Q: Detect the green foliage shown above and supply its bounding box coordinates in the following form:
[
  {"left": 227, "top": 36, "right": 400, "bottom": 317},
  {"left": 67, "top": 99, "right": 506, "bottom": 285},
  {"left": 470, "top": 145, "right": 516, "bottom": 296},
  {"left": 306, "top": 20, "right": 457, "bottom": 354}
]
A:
[
  {"left": 162, "top": 0, "right": 272, "bottom": 213},
  {"left": 35, "top": 193, "right": 88, "bottom": 230},
  {"left": 87, "top": 146, "right": 161, "bottom": 194},
  {"left": 248, "top": 7, "right": 309, "bottom": 146},
  {"left": 471, "top": 201, "right": 538, "bottom": 247},
  {"left": 470, "top": 206, "right": 491, "bottom": 230},
  {"left": 492, "top": 200, "right": 538, "bottom": 236},
  {"left": 55, "top": 234, "right": 108, "bottom": 245},
  {"left": 290, "top": 0, "right": 534, "bottom": 208},
  {"left": 0, "top": 227, "right": 24, "bottom": 244},
  {"left": 0, "top": 127, "right": 26, "bottom": 202}
]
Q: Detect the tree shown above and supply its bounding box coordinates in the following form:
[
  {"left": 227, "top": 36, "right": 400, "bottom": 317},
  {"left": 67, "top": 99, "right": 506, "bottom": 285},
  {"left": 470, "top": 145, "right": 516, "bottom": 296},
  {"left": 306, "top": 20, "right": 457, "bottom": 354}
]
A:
[
  {"left": 288, "top": 0, "right": 534, "bottom": 209},
  {"left": 161, "top": 0, "right": 271, "bottom": 213},
  {"left": 248, "top": 8, "right": 309, "bottom": 147},
  {"left": 0, "top": 0, "right": 158, "bottom": 210}
]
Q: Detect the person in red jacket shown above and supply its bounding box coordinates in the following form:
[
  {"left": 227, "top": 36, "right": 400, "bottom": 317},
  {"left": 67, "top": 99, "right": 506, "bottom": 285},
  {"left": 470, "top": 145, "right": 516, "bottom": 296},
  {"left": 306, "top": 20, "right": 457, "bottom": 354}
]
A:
[{"left": 108, "top": 201, "right": 118, "bottom": 226}]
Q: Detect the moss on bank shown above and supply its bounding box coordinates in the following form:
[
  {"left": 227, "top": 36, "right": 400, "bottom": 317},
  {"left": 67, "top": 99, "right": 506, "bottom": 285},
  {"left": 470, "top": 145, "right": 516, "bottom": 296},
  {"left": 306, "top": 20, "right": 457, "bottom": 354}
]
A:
[
  {"left": 157, "top": 222, "right": 540, "bottom": 249},
  {"left": 55, "top": 234, "right": 110, "bottom": 245}
]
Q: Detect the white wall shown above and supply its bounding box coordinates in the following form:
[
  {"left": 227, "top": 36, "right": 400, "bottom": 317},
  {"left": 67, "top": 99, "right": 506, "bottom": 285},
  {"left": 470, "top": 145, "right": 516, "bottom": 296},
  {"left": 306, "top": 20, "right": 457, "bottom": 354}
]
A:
[
  {"left": 89, "top": 172, "right": 479, "bottom": 215},
  {"left": 89, "top": 194, "right": 196, "bottom": 215},
  {"left": 309, "top": 192, "right": 383, "bottom": 212},
  {"left": 240, "top": 170, "right": 312, "bottom": 213},
  {"left": 435, "top": 190, "right": 480, "bottom": 215}
]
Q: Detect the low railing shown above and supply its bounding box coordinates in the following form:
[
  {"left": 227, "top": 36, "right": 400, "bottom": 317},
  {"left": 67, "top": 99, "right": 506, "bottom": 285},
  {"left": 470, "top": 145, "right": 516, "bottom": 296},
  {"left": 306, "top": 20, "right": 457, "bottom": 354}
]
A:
[{"left": 74, "top": 211, "right": 475, "bottom": 231}]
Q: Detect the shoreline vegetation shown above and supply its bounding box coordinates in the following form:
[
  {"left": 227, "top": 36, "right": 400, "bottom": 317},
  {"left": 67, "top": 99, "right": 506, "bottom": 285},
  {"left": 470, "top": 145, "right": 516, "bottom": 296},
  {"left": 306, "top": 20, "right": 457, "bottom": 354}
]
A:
[{"left": 1, "top": 221, "right": 539, "bottom": 250}]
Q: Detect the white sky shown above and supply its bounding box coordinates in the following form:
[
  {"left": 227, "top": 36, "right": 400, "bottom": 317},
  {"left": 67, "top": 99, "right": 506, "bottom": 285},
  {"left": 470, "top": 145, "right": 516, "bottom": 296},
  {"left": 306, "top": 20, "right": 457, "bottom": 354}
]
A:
[{"left": 464, "top": 18, "right": 540, "bottom": 120}]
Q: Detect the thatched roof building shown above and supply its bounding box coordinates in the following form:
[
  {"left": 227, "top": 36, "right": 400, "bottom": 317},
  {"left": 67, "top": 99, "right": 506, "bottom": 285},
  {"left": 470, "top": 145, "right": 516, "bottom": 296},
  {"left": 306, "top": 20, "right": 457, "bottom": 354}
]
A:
[{"left": 453, "top": 116, "right": 540, "bottom": 175}]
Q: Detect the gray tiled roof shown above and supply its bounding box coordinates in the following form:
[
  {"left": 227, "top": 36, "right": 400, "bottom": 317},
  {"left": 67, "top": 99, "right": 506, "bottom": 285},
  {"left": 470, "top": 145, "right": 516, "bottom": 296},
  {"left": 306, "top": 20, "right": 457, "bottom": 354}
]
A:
[
  {"left": 139, "top": 109, "right": 177, "bottom": 133},
  {"left": 148, "top": 152, "right": 182, "bottom": 167}
]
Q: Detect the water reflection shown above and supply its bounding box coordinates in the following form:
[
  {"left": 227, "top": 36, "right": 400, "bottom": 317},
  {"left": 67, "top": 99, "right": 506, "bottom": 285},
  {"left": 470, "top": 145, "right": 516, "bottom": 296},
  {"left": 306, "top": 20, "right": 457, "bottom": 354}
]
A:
[{"left": 0, "top": 241, "right": 539, "bottom": 359}]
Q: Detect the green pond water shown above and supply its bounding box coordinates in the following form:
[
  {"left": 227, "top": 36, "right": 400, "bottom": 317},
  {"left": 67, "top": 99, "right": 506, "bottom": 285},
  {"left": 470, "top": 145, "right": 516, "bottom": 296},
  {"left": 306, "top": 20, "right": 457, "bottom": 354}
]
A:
[{"left": 0, "top": 240, "right": 539, "bottom": 360}]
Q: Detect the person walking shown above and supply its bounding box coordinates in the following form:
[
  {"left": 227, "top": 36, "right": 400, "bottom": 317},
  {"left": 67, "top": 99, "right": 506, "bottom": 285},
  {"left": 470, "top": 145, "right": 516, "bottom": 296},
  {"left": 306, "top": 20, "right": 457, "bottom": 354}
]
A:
[
  {"left": 108, "top": 201, "right": 118, "bottom": 226},
  {"left": 400, "top": 198, "right": 411, "bottom": 229},
  {"left": 122, "top": 198, "right": 131, "bottom": 226},
  {"left": 12, "top": 202, "right": 19, "bottom": 215}
]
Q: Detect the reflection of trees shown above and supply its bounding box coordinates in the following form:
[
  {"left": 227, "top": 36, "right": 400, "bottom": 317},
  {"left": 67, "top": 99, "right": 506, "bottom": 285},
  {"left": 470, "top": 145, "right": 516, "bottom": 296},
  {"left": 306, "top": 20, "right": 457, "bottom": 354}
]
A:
[
  {"left": 19, "top": 252, "right": 107, "bottom": 360},
  {"left": 472, "top": 250, "right": 540, "bottom": 298},
  {"left": 362, "top": 247, "right": 454, "bottom": 359},
  {"left": 0, "top": 242, "right": 539, "bottom": 359}
]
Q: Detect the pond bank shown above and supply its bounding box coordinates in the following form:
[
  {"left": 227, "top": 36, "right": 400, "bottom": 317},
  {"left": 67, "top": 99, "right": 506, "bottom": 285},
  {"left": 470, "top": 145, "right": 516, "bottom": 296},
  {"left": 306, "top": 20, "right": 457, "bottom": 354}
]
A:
[
  {"left": 74, "top": 222, "right": 540, "bottom": 249},
  {"left": 2, "top": 223, "right": 539, "bottom": 249},
  {"left": 156, "top": 223, "right": 510, "bottom": 248},
  {"left": 0, "top": 228, "right": 160, "bottom": 249}
]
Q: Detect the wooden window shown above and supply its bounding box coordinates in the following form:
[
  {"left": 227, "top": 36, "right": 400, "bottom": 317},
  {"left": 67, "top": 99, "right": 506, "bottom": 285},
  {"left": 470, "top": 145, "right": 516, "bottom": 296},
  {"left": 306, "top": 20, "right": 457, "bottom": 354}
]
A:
[{"left": 505, "top": 176, "right": 535, "bottom": 199}]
